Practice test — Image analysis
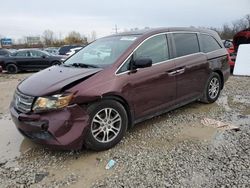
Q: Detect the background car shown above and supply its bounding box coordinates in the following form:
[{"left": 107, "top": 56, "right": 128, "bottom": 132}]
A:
[
  {"left": 44, "top": 47, "right": 59, "bottom": 55},
  {"left": 224, "top": 28, "right": 250, "bottom": 72},
  {"left": 58, "top": 45, "right": 84, "bottom": 55},
  {"left": 222, "top": 40, "right": 236, "bottom": 72},
  {"left": 0, "top": 49, "right": 66, "bottom": 73}
]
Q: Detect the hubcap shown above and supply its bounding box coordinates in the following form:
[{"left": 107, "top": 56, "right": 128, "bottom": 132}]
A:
[
  {"left": 208, "top": 77, "right": 220, "bottom": 99},
  {"left": 91, "top": 108, "right": 122, "bottom": 143}
]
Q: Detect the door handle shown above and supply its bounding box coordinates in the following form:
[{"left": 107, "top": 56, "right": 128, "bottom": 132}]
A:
[
  {"left": 167, "top": 70, "right": 177, "bottom": 76},
  {"left": 176, "top": 68, "right": 185, "bottom": 74}
]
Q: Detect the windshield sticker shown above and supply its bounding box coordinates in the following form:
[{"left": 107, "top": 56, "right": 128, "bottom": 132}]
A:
[{"left": 120, "top": 37, "right": 137, "bottom": 41}]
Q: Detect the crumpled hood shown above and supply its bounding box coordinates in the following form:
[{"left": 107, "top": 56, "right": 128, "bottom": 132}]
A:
[{"left": 18, "top": 66, "right": 102, "bottom": 96}]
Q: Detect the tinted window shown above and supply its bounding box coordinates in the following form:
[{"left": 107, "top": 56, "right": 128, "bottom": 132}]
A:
[
  {"left": 30, "top": 50, "right": 45, "bottom": 57},
  {"left": 134, "top": 35, "right": 169, "bottom": 64},
  {"left": 200, "top": 34, "right": 222, "bottom": 53},
  {"left": 173, "top": 33, "right": 200, "bottom": 57},
  {"left": 16, "top": 51, "right": 29, "bottom": 57}
]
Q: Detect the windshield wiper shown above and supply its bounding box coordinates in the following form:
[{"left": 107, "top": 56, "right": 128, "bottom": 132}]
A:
[{"left": 62, "top": 63, "right": 99, "bottom": 68}]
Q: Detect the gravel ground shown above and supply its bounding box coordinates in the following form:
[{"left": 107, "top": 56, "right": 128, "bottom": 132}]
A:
[
  {"left": 0, "top": 74, "right": 249, "bottom": 188},
  {"left": 93, "top": 76, "right": 250, "bottom": 188}
]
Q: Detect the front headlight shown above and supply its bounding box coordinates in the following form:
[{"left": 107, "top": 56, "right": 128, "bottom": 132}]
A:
[{"left": 32, "top": 93, "right": 73, "bottom": 112}]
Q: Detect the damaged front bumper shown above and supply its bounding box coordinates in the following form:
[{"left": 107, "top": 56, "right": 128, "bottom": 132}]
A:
[{"left": 10, "top": 104, "right": 89, "bottom": 150}]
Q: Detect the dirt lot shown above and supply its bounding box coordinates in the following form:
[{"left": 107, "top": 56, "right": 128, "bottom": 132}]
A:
[{"left": 0, "top": 73, "right": 250, "bottom": 188}]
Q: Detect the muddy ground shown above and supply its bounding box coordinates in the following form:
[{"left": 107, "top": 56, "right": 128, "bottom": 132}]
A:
[{"left": 0, "top": 73, "right": 249, "bottom": 188}]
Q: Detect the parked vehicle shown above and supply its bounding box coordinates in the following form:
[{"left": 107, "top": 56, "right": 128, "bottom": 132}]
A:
[
  {"left": 10, "top": 28, "right": 230, "bottom": 151},
  {"left": 44, "top": 47, "right": 59, "bottom": 55},
  {"left": 225, "top": 28, "right": 250, "bottom": 72},
  {"left": 222, "top": 40, "right": 236, "bottom": 72},
  {"left": 0, "top": 48, "right": 12, "bottom": 57},
  {"left": 65, "top": 47, "right": 83, "bottom": 56},
  {"left": 58, "top": 45, "right": 84, "bottom": 55},
  {"left": 0, "top": 49, "right": 66, "bottom": 73}
]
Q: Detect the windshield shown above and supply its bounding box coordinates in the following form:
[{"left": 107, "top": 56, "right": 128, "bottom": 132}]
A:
[{"left": 63, "top": 35, "right": 140, "bottom": 68}]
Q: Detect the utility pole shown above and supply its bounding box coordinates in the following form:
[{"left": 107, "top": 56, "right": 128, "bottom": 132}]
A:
[{"left": 113, "top": 24, "right": 119, "bottom": 34}]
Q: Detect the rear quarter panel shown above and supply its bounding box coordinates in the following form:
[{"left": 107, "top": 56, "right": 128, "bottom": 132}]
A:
[{"left": 206, "top": 48, "right": 230, "bottom": 85}]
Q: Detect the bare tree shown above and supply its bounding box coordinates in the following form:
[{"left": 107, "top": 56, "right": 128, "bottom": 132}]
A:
[
  {"left": 245, "top": 14, "right": 250, "bottom": 28},
  {"left": 42, "top": 30, "right": 55, "bottom": 46},
  {"left": 216, "top": 14, "right": 250, "bottom": 39}
]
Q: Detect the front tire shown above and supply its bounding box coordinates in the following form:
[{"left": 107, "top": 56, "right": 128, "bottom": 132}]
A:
[
  {"left": 200, "top": 72, "right": 222, "bottom": 103},
  {"left": 84, "top": 100, "right": 128, "bottom": 151},
  {"left": 6, "top": 64, "right": 18, "bottom": 74}
]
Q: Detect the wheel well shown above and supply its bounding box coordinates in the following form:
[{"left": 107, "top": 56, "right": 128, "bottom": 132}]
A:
[
  {"left": 6, "top": 62, "right": 16, "bottom": 66},
  {"left": 101, "top": 95, "right": 134, "bottom": 129},
  {"left": 214, "top": 70, "right": 224, "bottom": 89}
]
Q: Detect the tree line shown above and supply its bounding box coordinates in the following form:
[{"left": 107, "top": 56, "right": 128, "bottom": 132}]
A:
[
  {"left": 42, "top": 30, "right": 96, "bottom": 47},
  {"left": 210, "top": 14, "right": 250, "bottom": 40}
]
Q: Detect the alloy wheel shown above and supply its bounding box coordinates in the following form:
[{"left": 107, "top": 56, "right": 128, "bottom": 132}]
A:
[
  {"left": 91, "top": 108, "right": 122, "bottom": 143},
  {"left": 208, "top": 77, "right": 220, "bottom": 99}
]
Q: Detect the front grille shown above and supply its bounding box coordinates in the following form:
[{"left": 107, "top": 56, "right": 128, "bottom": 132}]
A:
[{"left": 14, "top": 90, "right": 35, "bottom": 113}]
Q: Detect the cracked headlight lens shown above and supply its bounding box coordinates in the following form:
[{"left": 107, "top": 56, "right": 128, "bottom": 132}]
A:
[{"left": 32, "top": 93, "right": 73, "bottom": 112}]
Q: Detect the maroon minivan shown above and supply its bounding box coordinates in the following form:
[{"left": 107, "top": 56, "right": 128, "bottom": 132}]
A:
[{"left": 10, "top": 28, "right": 230, "bottom": 151}]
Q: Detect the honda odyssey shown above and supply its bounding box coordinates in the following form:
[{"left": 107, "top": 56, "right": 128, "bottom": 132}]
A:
[{"left": 10, "top": 27, "right": 230, "bottom": 151}]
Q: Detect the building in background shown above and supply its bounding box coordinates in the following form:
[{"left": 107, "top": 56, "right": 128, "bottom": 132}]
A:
[
  {"left": 26, "top": 36, "right": 41, "bottom": 45},
  {"left": 0, "top": 38, "right": 12, "bottom": 48}
]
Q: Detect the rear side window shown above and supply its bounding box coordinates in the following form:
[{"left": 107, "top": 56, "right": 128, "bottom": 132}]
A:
[
  {"left": 134, "top": 34, "right": 169, "bottom": 64},
  {"left": 200, "top": 34, "right": 222, "bottom": 53},
  {"left": 16, "top": 51, "right": 29, "bottom": 57},
  {"left": 173, "top": 33, "right": 200, "bottom": 57},
  {"left": 30, "top": 51, "right": 43, "bottom": 57}
]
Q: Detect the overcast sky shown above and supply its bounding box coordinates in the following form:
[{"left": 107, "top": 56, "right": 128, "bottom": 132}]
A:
[{"left": 0, "top": 0, "right": 249, "bottom": 40}]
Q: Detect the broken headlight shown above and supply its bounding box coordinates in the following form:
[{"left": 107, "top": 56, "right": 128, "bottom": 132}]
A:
[{"left": 32, "top": 93, "right": 73, "bottom": 112}]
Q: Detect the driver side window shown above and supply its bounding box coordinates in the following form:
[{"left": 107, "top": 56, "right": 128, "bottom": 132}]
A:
[
  {"left": 117, "top": 34, "right": 169, "bottom": 74},
  {"left": 134, "top": 34, "right": 169, "bottom": 64},
  {"left": 30, "top": 51, "right": 44, "bottom": 57}
]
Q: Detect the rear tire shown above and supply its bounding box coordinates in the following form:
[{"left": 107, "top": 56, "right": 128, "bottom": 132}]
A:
[
  {"left": 6, "top": 64, "right": 18, "bottom": 74},
  {"left": 84, "top": 100, "right": 128, "bottom": 151},
  {"left": 200, "top": 72, "right": 222, "bottom": 103}
]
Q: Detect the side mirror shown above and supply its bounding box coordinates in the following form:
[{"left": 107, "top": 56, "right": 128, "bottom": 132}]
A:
[
  {"left": 132, "top": 58, "right": 152, "bottom": 69},
  {"left": 41, "top": 55, "right": 46, "bottom": 58}
]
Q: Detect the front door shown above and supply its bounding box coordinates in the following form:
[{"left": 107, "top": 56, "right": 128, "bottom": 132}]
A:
[
  {"left": 125, "top": 34, "right": 177, "bottom": 119},
  {"left": 29, "top": 50, "right": 50, "bottom": 69}
]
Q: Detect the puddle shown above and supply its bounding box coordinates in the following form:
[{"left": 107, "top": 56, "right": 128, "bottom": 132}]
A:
[
  {"left": 242, "top": 108, "right": 250, "bottom": 115},
  {"left": 179, "top": 124, "right": 218, "bottom": 141},
  {"left": 0, "top": 116, "right": 37, "bottom": 162}
]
